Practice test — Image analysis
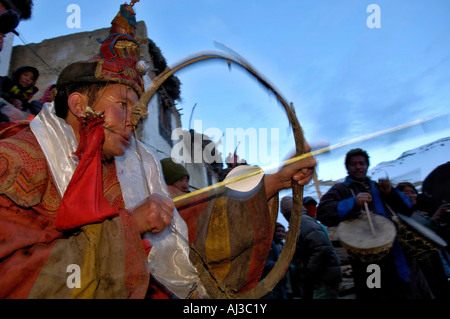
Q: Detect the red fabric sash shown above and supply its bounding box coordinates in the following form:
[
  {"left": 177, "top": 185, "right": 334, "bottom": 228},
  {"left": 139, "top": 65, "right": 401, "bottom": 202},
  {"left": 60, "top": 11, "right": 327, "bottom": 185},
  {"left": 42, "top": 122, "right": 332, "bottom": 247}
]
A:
[{"left": 55, "top": 116, "right": 118, "bottom": 231}]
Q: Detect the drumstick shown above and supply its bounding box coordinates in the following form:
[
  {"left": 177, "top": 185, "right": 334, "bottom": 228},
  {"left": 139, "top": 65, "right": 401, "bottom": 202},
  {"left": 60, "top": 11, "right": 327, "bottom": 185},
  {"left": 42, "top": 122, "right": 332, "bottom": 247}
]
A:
[
  {"left": 171, "top": 114, "right": 431, "bottom": 208},
  {"left": 312, "top": 169, "right": 322, "bottom": 200},
  {"left": 364, "top": 202, "right": 376, "bottom": 236},
  {"left": 136, "top": 116, "right": 436, "bottom": 209}
]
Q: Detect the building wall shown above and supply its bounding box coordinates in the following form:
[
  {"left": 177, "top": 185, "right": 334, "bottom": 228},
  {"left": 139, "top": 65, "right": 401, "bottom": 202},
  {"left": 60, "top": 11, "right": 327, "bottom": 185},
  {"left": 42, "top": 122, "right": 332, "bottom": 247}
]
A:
[
  {"left": 138, "top": 91, "right": 173, "bottom": 161},
  {"left": 6, "top": 21, "right": 219, "bottom": 192},
  {"left": 177, "top": 129, "right": 220, "bottom": 190},
  {"left": 8, "top": 22, "right": 146, "bottom": 99},
  {"left": 0, "top": 33, "right": 14, "bottom": 76}
]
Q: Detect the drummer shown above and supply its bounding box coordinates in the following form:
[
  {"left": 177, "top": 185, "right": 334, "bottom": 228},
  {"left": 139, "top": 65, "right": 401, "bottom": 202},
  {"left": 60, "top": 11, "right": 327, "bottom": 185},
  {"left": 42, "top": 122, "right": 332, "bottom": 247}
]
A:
[{"left": 317, "top": 148, "right": 434, "bottom": 299}]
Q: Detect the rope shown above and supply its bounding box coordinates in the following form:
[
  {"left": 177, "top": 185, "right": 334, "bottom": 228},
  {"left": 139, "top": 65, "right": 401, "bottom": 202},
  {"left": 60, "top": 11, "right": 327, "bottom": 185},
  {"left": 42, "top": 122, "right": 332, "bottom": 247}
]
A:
[{"left": 15, "top": 33, "right": 60, "bottom": 75}]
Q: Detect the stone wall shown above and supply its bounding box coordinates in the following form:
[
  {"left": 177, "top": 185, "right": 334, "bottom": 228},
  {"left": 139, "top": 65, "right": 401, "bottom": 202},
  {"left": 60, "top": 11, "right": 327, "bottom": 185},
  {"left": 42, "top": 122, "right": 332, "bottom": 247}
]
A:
[
  {"left": 7, "top": 21, "right": 218, "bottom": 189},
  {"left": 9, "top": 21, "right": 152, "bottom": 100}
]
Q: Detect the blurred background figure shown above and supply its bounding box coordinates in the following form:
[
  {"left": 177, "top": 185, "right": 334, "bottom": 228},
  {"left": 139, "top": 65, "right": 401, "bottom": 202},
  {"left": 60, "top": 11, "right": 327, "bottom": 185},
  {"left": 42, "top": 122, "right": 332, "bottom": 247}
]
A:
[
  {"left": 39, "top": 83, "right": 56, "bottom": 104},
  {"left": 262, "top": 222, "right": 289, "bottom": 299},
  {"left": 0, "top": 0, "right": 34, "bottom": 52},
  {"left": 396, "top": 181, "right": 450, "bottom": 299},
  {"left": 303, "top": 196, "right": 318, "bottom": 218},
  {"left": 160, "top": 157, "right": 190, "bottom": 198},
  {"left": 281, "top": 195, "right": 342, "bottom": 299}
]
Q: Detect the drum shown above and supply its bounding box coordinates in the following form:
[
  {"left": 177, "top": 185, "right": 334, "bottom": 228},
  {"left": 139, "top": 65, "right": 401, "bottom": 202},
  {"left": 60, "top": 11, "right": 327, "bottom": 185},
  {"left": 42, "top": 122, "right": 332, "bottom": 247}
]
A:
[
  {"left": 337, "top": 212, "right": 397, "bottom": 263},
  {"left": 393, "top": 213, "right": 447, "bottom": 260}
]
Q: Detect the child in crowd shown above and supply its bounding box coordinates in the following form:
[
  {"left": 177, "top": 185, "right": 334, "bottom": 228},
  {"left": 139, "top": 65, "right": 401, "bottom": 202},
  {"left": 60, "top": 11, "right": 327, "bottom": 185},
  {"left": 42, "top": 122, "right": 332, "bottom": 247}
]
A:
[{"left": 0, "top": 65, "right": 42, "bottom": 115}]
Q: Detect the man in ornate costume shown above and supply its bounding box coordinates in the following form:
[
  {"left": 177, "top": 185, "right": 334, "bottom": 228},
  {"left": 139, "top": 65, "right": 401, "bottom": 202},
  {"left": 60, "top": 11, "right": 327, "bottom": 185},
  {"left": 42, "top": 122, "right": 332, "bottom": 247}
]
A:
[{"left": 0, "top": 1, "right": 316, "bottom": 298}]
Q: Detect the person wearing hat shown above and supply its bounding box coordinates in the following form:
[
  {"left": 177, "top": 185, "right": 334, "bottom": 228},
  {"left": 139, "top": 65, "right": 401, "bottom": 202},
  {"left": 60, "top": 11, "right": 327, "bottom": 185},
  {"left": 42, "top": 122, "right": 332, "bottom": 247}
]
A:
[
  {"left": 160, "top": 158, "right": 190, "bottom": 197},
  {"left": 0, "top": 1, "right": 179, "bottom": 299},
  {"left": 303, "top": 196, "right": 318, "bottom": 218},
  {"left": 0, "top": 1, "right": 317, "bottom": 299}
]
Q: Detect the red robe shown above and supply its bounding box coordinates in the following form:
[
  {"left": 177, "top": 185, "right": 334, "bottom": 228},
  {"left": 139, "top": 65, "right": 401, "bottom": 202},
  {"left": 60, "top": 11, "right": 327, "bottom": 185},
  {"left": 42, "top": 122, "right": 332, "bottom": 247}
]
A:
[
  {"left": 0, "top": 123, "right": 277, "bottom": 299},
  {"left": 0, "top": 124, "right": 149, "bottom": 298}
]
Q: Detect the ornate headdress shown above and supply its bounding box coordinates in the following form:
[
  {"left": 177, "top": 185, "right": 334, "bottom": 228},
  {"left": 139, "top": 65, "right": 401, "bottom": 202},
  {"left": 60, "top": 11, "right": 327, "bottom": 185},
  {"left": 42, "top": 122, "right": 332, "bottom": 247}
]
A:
[{"left": 56, "top": 0, "right": 147, "bottom": 96}]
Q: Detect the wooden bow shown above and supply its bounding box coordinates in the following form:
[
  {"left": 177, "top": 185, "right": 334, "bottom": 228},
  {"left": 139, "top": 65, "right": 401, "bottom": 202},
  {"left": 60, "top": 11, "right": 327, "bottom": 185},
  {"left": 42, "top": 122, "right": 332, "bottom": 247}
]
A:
[{"left": 132, "top": 47, "right": 307, "bottom": 299}]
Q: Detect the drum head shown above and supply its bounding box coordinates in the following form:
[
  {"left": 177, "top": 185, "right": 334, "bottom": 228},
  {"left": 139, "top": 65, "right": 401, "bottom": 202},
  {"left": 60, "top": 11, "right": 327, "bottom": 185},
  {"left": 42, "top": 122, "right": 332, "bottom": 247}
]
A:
[
  {"left": 337, "top": 213, "right": 396, "bottom": 250},
  {"left": 223, "top": 165, "right": 264, "bottom": 199},
  {"left": 398, "top": 213, "right": 447, "bottom": 248}
]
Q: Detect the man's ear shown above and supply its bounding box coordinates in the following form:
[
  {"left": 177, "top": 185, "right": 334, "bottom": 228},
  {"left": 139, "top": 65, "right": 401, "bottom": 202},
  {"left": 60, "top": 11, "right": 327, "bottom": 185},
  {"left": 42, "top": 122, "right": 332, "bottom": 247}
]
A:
[{"left": 67, "top": 92, "right": 88, "bottom": 118}]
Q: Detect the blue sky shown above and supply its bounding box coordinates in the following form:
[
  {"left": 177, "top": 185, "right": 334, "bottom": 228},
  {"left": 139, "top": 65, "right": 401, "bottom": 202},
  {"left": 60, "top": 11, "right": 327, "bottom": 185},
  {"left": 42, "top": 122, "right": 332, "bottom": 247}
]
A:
[{"left": 12, "top": 0, "right": 450, "bottom": 180}]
